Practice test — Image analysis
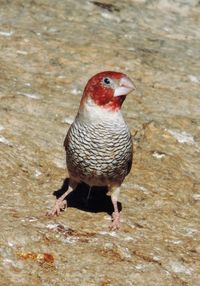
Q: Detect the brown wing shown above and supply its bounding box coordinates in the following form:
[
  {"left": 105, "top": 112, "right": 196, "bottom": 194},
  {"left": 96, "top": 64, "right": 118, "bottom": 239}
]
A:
[
  {"left": 63, "top": 126, "right": 71, "bottom": 150},
  {"left": 126, "top": 140, "right": 133, "bottom": 175}
]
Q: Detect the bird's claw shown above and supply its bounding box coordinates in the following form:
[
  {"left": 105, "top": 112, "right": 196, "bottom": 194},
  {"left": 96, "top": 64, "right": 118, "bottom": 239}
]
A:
[
  {"left": 47, "top": 199, "right": 67, "bottom": 216},
  {"left": 109, "top": 212, "right": 120, "bottom": 231}
]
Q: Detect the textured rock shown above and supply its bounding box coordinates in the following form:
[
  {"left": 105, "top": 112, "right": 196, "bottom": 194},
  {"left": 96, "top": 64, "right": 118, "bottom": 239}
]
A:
[{"left": 0, "top": 0, "right": 200, "bottom": 285}]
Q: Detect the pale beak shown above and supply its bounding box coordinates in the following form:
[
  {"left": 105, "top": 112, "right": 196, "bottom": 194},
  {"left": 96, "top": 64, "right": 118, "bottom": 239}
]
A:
[{"left": 114, "top": 76, "right": 135, "bottom": 97}]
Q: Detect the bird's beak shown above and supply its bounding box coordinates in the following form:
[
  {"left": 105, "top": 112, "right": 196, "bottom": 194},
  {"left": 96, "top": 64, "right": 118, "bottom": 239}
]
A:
[{"left": 114, "top": 76, "right": 135, "bottom": 97}]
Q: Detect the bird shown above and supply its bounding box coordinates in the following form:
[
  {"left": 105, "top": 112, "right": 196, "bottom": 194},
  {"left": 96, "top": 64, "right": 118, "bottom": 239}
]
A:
[{"left": 49, "top": 71, "right": 135, "bottom": 230}]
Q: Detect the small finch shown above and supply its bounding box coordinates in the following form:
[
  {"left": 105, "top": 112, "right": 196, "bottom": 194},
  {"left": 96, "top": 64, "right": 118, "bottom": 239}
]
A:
[{"left": 49, "top": 71, "right": 135, "bottom": 230}]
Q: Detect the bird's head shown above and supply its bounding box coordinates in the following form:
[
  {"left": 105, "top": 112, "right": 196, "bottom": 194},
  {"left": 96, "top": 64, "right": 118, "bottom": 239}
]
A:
[{"left": 80, "top": 71, "right": 135, "bottom": 112}]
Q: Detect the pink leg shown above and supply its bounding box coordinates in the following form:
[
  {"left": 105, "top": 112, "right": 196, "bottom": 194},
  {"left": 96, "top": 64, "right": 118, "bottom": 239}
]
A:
[
  {"left": 47, "top": 179, "right": 78, "bottom": 216},
  {"left": 109, "top": 187, "right": 120, "bottom": 230}
]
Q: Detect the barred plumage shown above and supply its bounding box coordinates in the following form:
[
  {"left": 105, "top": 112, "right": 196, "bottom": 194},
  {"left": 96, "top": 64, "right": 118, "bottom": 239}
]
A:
[
  {"left": 49, "top": 71, "right": 135, "bottom": 230},
  {"left": 64, "top": 116, "right": 133, "bottom": 187}
]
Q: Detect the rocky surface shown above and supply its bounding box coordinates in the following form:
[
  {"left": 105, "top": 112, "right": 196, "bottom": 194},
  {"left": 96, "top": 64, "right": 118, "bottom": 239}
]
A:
[{"left": 0, "top": 0, "right": 200, "bottom": 285}]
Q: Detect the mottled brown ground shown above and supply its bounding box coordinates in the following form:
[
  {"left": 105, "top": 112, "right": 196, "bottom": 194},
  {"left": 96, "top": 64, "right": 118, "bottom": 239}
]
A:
[{"left": 0, "top": 0, "right": 200, "bottom": 285}]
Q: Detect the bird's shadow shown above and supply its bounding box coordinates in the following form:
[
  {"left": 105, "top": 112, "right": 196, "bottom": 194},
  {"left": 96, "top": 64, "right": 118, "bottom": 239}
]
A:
[{"left": 53, "top": 178, "right": 122, "bottom": 215}]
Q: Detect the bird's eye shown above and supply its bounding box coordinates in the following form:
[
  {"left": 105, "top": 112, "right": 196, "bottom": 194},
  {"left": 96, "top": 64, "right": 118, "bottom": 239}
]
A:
[{"left": 103, "top": 77, "right": 111, "bottom": 85}]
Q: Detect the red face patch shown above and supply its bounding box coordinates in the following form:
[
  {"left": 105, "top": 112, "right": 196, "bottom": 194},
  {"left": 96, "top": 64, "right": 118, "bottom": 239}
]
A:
[{"left": 80, "top": 71, "right": 127, "bottom": 111}]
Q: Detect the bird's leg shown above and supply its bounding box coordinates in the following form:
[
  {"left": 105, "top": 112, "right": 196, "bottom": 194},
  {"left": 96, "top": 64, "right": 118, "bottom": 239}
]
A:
[
  {"left": 83, "top": 186, "right": 92, "bottom": 208},
  {"left": 110, "top": 186, "right": 121, "bottom": 230},
  {"left": 86, "top": 186, "right": 92, "bottom": 202},
  {"left": 48, "top": 179, "right": 78, "bottom": 216}
]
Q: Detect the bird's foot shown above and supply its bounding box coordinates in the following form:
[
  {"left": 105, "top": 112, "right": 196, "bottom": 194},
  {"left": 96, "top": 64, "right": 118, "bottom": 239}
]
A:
[
  {"left": 47, "top": 198, "right": 67, "bottom": 216},
  {"left": 109, "top": 212, "right": 120, "bottom": 231}
]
